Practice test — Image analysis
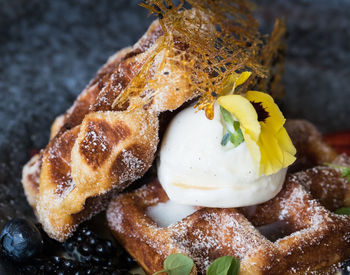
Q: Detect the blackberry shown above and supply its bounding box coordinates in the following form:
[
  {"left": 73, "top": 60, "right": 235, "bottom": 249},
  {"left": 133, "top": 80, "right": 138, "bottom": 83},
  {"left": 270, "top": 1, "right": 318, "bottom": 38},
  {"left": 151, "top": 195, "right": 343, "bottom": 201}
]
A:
[
  {"left": 63, "top": 226, "right": 121, "bottom": 267},
  {"left": 19, "top": 256, "right": 132, "bottom": 275}
]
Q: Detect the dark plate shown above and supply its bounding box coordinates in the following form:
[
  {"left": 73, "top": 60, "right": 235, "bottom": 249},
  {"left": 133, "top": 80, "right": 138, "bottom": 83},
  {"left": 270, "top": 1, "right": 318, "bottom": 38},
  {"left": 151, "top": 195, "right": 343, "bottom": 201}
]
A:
[{"left": 0, "top": 0, "right": 349, "bottom": 273}]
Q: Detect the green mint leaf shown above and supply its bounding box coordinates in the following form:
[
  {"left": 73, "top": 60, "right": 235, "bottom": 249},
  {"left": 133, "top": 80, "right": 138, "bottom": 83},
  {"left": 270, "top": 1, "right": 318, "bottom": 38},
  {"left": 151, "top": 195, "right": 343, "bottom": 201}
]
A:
[
  {"left": 163, "top": 254, "right": 194, "bottom": 275},
  {"left": 206, "top": 256, "right": 240, "bottom": 275},
  {"left": 335, "top": 207, "right": 350, "bottom": 215}
]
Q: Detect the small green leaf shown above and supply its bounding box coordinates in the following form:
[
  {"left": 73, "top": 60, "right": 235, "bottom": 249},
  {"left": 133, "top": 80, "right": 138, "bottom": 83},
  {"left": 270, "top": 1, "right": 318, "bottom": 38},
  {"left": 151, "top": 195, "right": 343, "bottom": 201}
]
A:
[
  {"left": 229, "top": 131, "right": 244, "bottom": 147},
  {"left": 206, "top": 256, "right": 240, "bottom": 275},
  {"left": 163, "top": 254, "right": 194, "bottom": 275},
  {"left": 220, "top": 107, "right": 244, "bottom": 148},
  {"left": 220, "top": 106, "right": 235, "bottom": 126},
  {"left": 335, "top": 207, "right": 350, "bottom": 215},
  {"left": 229, "top": 124, "right": 244, "bottom": 147}
]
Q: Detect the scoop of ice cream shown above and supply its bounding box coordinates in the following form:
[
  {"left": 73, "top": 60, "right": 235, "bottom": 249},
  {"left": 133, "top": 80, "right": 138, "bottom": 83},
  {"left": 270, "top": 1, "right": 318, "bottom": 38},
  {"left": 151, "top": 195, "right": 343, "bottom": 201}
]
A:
[{"left": 157, "top": 104, "right": 286, "bottom": 207}]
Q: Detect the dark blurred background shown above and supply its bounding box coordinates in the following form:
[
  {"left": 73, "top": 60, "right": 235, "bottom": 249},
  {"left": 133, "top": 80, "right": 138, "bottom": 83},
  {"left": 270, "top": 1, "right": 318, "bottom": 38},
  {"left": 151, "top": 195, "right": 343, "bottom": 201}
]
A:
[{"left": 0, "top": 0, "right": 349, "bottom": 272}]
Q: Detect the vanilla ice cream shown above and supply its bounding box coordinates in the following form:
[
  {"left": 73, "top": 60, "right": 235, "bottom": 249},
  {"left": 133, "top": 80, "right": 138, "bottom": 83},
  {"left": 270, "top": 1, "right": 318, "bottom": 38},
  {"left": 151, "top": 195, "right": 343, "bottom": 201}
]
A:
[{"left": 157, "top": 104, "right": 287, "bottom": 207}]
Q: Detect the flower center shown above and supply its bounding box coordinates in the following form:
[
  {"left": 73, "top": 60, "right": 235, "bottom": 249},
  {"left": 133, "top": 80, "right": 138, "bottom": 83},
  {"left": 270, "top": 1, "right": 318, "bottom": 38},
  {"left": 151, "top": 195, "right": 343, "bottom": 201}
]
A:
[{"left": 250, "top": 101, "right": 269, "bottom": 122}]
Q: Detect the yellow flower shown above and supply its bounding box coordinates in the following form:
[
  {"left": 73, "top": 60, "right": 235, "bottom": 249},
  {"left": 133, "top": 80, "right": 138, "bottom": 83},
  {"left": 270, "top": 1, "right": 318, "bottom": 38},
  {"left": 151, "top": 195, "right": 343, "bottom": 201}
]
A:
[
  {"left": 221, "top": 71, "right": 252, "bottom": 95},
  {"left": 217, "top": 91, "right": 296, "bottom": 176}
]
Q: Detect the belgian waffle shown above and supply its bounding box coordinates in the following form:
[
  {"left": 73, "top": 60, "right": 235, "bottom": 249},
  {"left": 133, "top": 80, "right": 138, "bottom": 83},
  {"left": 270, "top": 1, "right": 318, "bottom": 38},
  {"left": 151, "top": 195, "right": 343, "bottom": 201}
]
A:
[{"left": 107, "top": 123, "right": 350, "bottom": 274}]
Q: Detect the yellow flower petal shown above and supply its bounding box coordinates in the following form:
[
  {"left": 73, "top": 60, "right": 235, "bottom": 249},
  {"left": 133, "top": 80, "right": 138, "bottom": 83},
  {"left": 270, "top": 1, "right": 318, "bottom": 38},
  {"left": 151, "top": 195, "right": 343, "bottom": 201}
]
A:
[
  {"left": 217, "top": 95, "right": 260, "bottom": 141},
  {"left": 245, "top": 91, "right": 285, "bottom": 133},
  {"left": 282, "top": 151, "right": 296, "bottom": 168},
  {"left": 242, "top": 128, "right": 261, "bottom": 172},
  {"left": 276, "top": 127, "right": 297, "bottom": 156},
  {"left": 235, "top": 71, "right": 252, "bottom": 87},
  {"left": 258, "top": 124, "right": 284, "bottom": 175},
  {"left": 259, "top": 148, "right": 273, "bottom": 175},
  {"left": 221, "top": 72, "right": 252, "bottom": 95},
  {"left": 276, "top": 127, "right": 297, "bottom": 166},
  {"left": 221, "top": 74, "right": 238, "bottom": 95}
]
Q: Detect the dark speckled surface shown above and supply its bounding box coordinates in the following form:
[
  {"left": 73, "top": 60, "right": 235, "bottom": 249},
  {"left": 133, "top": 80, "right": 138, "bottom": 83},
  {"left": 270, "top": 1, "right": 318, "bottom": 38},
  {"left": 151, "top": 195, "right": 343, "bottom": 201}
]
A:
[{"left": 0, "top": 0, "right": 349, "bottom": 273}]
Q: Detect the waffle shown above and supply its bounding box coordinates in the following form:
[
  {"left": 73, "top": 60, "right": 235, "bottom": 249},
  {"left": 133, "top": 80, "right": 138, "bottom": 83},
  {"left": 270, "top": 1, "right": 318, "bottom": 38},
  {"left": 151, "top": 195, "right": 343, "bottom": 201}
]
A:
[
  {"left": 107, "top": 131, "right": 350, "bottom": 274},
  {"left": 21, "top": 19, "right": 200, "bottom": 241}
]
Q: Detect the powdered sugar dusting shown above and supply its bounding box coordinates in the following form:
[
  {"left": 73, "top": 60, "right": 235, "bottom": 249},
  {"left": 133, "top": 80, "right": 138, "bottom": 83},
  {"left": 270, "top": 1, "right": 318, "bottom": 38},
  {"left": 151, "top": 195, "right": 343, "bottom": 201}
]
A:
[
  {"left": 84, "top": 129, "right": 108, "bottom": 154},
  {"left": 107, "top": 199, "right": 125, "bottom": 234},
  {"left": 118, "top": 148, "right": 146, "bottom": 183}
]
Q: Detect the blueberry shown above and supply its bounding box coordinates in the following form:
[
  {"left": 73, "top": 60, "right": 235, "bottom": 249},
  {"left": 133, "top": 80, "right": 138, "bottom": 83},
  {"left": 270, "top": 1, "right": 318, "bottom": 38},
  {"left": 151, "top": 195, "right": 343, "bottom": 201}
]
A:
[{"left": 0, "top": 218, "right": 43, "bottom": 261}]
